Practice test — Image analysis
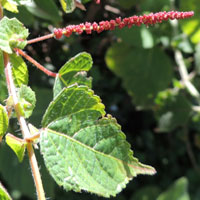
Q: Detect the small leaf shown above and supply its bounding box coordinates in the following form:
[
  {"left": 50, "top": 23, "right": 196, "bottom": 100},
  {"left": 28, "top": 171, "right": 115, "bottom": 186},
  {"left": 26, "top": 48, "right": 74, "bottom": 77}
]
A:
[
  {"left": 1, "top": 0, "right": 18, "bottom": 13},
  {"left": 10, "top": 53, "right": 28, "bottom": 87},
  {"left": 54, "top": 52, "right": 93, "bottom": 98},
  {"left": 40, "top": 110, "right": 156, "bottom": 197},
  {"left": 59, "top": 0, "right": 76, "bottom": 13},
  {"left": 0, "top": 17, "right": 29, "bottom": 54},
  {"left": 0, "top": 104, "right": 9, "bottom": 139},
  {"left": 0, "top": 182, "right": 12, "bottom": 200},
  {"left": 157, "top": 177, "right": 190, "bottom": 200},
  {"left": 17, "top": 85, "right": 36, "bottom": 118},
  {"left": 42, "top": 85, "right": 105, "bottom": 127},
  {"left": 6, "top": 133, "right": 26, "bottom": 162}
]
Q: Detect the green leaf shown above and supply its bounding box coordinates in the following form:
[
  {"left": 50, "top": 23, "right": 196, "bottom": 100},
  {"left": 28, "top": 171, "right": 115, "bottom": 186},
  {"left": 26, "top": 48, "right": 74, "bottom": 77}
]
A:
[
  {"left": 6, "top": 133, "right": 26, "bottom": 162},
  {"left": 59, "top": 0, "right": 76, "bottom": 13},
  {"left": 15, "top": 85, "right": 35, "bottom": 118},
  {"left": 26, "top": 0, "right": 61, "bottom": 23},
  {"left": 40, "top": 110, "right": 156, "bottom": 197},
  {"left": 54, "top": 52, "right": 93, "bottom": 98},
  {"left": 10, "top": 53, "right": 28, "bottom": 87},
  {"left": 17, "top": 85, "right": 36, "bottom": 118},
  {"left": 157, "top": 177, "right": 190, "bottom": 200},
  {"left": 180, "top": 0, "right": 200, "bottom": 44},
  {"left": 130, "top": 185, "right": 161, "bottom": 200},
  {"left": 0, "top": 182, "right": 12, "bottom": 200},
  {"left": 155, "top": 93, "right": 191, "bottom": 132},
  {"left": 42, "top": 85, "right": 105, "bottom": 127},
  {"left": 1, "top": 0, "right": 18, "bottom": 13},
  {"left": 195, "top": 42, "right": 200, "bottom": 74},
  {"left": 0, "top": 142, "right": 55, "bottom": 199},
  {"left": 105, "top": 43, "right": 173, "bottom": 108},
  {"left": 0, "top": 17, "right": 29, "bottom": 54},
  {"left": 0, "top": 104, "right": 9, "bottom": 140}
]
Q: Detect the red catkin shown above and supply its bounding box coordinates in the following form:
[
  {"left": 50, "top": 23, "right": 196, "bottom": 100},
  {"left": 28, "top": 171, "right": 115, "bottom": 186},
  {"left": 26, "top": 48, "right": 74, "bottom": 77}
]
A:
[{"left": 54, "top": 11, "right": 194, "bottom": 39}]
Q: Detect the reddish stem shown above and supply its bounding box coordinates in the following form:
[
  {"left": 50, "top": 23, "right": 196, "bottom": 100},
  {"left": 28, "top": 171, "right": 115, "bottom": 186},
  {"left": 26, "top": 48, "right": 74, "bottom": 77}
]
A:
[
  {"left": 27, "top": 33, "right": 54, "bottom": 44},
  {"left": 15, "top": 49, "right": 57, "bottom": 78}
]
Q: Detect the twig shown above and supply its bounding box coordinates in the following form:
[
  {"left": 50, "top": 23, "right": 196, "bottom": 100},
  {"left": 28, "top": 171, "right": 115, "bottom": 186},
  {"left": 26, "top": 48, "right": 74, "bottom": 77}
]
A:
[
  {"left": 27, "top": 33, "right": 54, "bottom": 44},
  {"left": 16, "top": 48, "right": 58, "bottom": 78},
  {"left": 0, "top": 3, "right": 46, "bottom": 199},
  {"left": 175, "top": 50, "right": 200, "bottom": 98}
]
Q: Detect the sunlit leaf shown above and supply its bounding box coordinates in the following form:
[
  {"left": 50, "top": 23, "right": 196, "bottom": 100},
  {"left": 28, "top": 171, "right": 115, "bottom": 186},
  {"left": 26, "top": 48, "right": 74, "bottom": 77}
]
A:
[
  {"left": 54, "top": 52, "right": 93, "bottom": 98},
  {"left": 0, "top": 17, "right": 29, "bottom": 54},
  {"left": 59, "top": 0, "right": 76, "bottom": 13},
  {"left": 0, "top": 104, "right": 9, "bottom": 140},
  {"left": 41, "top": 110, "right": 156, "bottom": 197},
  {"left": 17, "top": 85, "right": 36, "bottom": 118},
  {"left": 10, "top": 53, "right": 28, "bottom": 87},
  {"left": 42, "top": 85, "right": 105, "bottom": 127},
  {"left": 0, "top": 182, "right": 12, "bottom": 200},
  {"left": 6, "top": 133, "right": 26, "bottom": 162}
]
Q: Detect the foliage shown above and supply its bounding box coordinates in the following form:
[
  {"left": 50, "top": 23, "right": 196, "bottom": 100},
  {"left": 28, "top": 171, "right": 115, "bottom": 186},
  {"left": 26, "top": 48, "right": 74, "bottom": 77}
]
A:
[{"left": 0, "top": 0, "right": 199, "bottom": 200}]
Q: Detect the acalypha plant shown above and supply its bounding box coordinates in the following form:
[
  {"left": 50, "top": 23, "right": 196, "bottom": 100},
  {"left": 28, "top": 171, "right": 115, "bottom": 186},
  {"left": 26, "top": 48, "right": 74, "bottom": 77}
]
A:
[{"left": 0, "top": 0, "right": 194, "bottom": 199}]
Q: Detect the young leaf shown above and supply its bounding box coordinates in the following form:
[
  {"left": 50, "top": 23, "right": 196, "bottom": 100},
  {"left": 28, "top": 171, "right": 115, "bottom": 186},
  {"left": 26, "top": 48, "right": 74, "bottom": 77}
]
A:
[
  {"left": 10, "top": 54, "right": 28, "bottom": 87},
  {"left": 59, "top": 0, "right": 76, "bottom": 13},
  {"left": 42, "top": 85, "right": 105, "bottom": 127},
  {"left": 53, "top": 52, "right": 93, "bottom": 98},
  {"left": 40, "top": 110, "right": 156, "bottom": 197},
  {"left": 6, "top": 133, "right": 26, "bottom": 162},
  {"left": 0, "top": 104, "right": 9, "bottom": 140},
  {"left": 1, "top": 0, "right": 18, "bottom": 13},
  {"left": 0, "top": 182, "right": 12, "bottom": 200},
  {"left": 17, "top": 85, "right": 36, "bottom": 118},
  {"left": 0, "top": 17, "right": 29, "bottom": 54}
]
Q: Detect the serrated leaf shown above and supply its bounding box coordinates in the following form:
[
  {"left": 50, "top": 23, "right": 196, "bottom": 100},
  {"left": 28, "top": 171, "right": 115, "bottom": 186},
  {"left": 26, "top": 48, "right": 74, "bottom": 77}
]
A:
[
  {"left": 105, "top": 43, "right": 173, "bottom": 108},
  {"left": 0, "top": 104, "right": 9, "bottom": 139},
  {"left": 0, "top": 17, "right": 29, "bottom": 54},
  {"left": 59, "top": 0, "right": 76, "bottom": 13},
  {"left": 42, "top": 85, "right": 105, "bottom": 127},
  {"left": 54, "top": 52, "right": 93, "bottom": 98},
  {"left": 40, "top": 110, "right": 156, "bottom": 197},
  {"left": 17, "top": 85, "right": 36, "bottom": 118},
  {"left": 10, "top": 53, "right": 28, "bottom": 87},
  {"left": 157, "top": 177, "right": 190, "bottom": 200},
  {"left": 0, "top": 182, "right": 12, "bottom": 200},
  {"left": 1, "top": 0, "right": 18, "bottom": 13},
  {"left": 6, "top": 133, "right": 26, "bottom": 162}
]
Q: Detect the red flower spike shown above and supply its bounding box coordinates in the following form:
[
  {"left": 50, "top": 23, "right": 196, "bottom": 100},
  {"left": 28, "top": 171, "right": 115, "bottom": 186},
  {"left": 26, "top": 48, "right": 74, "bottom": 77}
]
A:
[
  {"left": 54, "top": 28, "right": 63, "bottom": 39},
  {"left": 95, "top": 0, "right": 100, "bottom": 4},
  {"left": 53, "top": 11, "right": 194, "bottom": 39}
]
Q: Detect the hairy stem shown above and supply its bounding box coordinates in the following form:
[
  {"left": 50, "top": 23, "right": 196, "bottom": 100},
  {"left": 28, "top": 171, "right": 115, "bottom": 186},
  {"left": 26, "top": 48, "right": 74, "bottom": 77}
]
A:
[
  {"left": 16, "top": 48, "right": 57, "bottom": 77},
  {"left": 0, "top": 3, "right": 46, "bottom": 199},
  {"left": 4, "top": 58, "right": 46, "bottom": 200},
  {"left": 27, "top": 33, "right": 54, "bottom": 44}
]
